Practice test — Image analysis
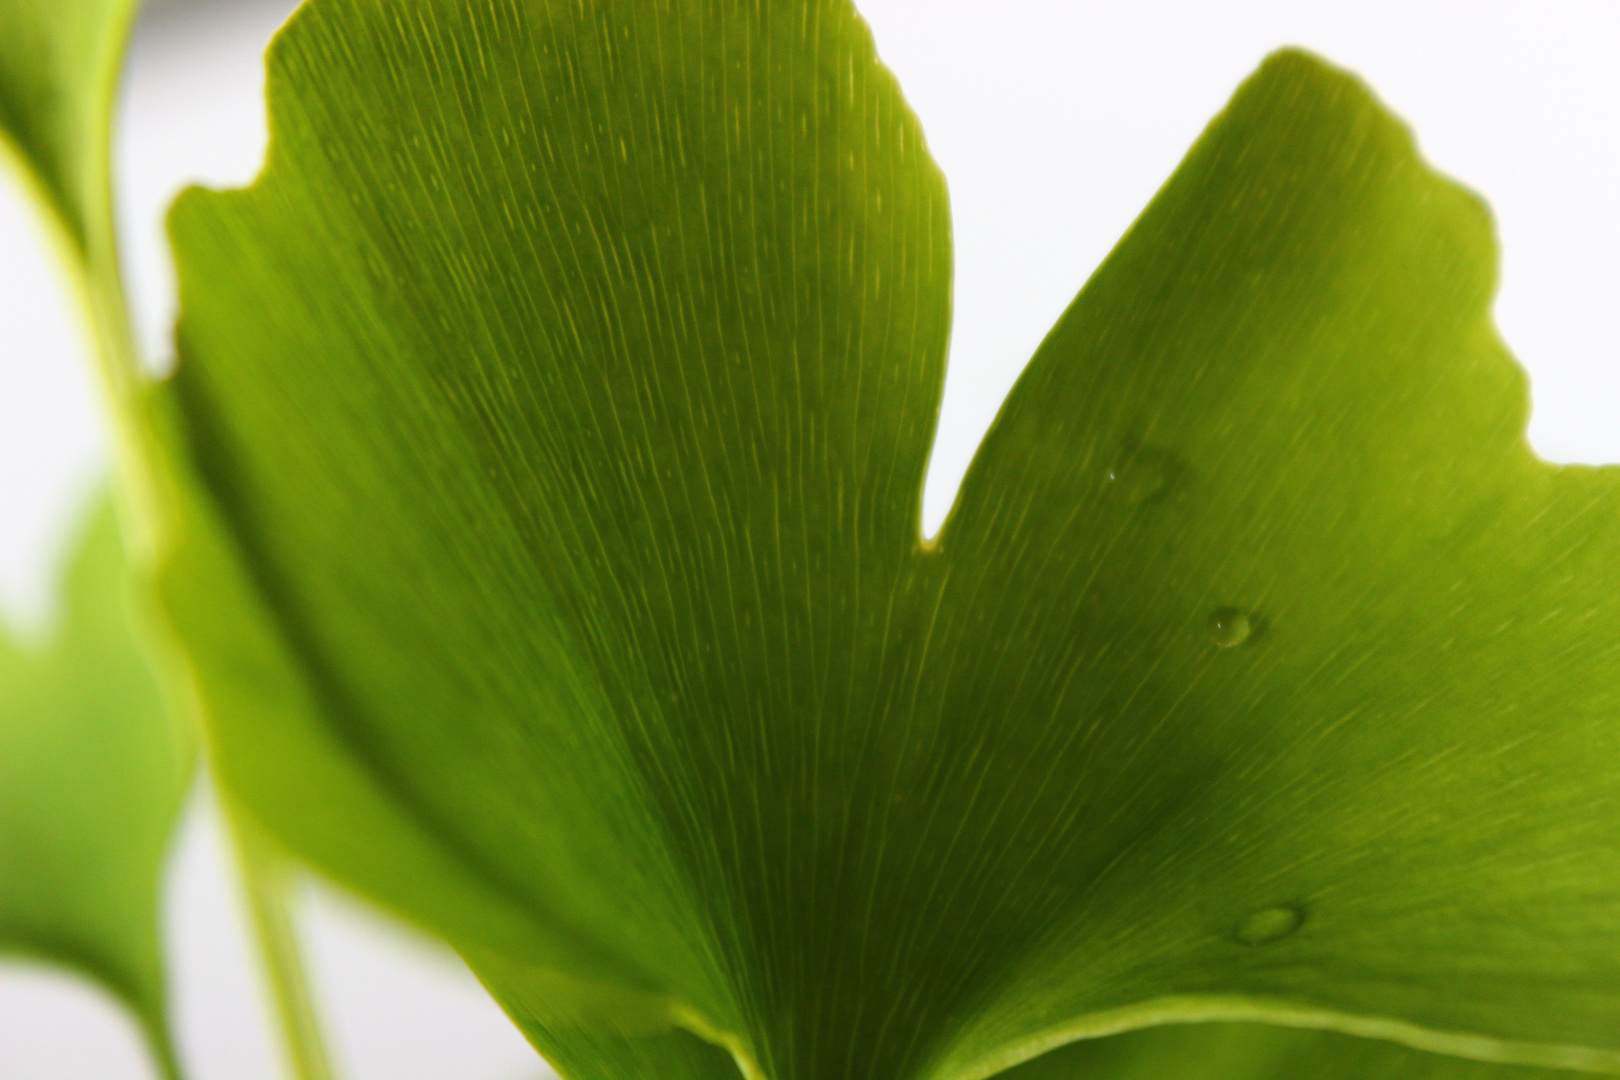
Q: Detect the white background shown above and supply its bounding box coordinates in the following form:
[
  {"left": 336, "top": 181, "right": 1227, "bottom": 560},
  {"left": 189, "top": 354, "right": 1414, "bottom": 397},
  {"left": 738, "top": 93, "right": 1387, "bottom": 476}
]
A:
[{"left": 0, "top": 0, "right": 1616, "bottom": 1076}]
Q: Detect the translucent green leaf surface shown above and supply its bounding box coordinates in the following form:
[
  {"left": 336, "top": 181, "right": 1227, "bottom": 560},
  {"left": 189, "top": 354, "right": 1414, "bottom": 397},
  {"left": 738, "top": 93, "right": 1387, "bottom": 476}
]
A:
[
  {"left": 0, "top": 496, "right": 191, "bottom": 1078},
  {"left": 163, "top": 1, "right": 1620, "bottom": 1078},
  {"left": 1003, "top": 1023, "right": 1584, "bottom": 1080}
]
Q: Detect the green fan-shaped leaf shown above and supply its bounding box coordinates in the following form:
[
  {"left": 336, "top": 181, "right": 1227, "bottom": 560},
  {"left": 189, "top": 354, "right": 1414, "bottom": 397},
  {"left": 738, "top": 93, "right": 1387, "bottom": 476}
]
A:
[
  {"left": 0, "top": 0, "right": 134, "bottom": 252},
  {"left": 161, "top": 1, "right": 1620, "bottom": 1078},
  {"left": 0, "top": 494, "right": 191, "bottom": 1079}
]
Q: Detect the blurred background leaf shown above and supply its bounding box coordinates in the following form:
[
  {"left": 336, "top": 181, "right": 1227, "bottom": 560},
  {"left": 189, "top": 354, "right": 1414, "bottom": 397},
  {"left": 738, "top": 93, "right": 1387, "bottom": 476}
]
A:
[
  {"left": 0, "top": 0, "right": 133, "bottom": 250},
  {"left": 0, "top": 493, "right": 192, "bottom": 1079}
]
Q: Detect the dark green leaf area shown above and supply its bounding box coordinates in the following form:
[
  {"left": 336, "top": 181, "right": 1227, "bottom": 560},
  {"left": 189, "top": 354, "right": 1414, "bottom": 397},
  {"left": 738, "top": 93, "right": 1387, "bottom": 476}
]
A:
[
  {"left": 0, "top": 0, "right": 134, "bottom": 248},
  {"left": 1005, "top": 1024, "right": 1586, "bottom": 1080},
  {"left": 165, "top": 1, "right": 1620, "bottom": 1077},
  {"left": 0, "top": 495, "right": 190, "bottom": 1076},
  {"left": 521, "top": 1027, "right": 744, "bottom": 1080}
]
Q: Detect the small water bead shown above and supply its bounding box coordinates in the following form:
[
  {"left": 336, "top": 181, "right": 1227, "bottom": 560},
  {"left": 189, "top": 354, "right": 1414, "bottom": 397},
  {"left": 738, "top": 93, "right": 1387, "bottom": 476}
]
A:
[
  {"left": 1104, "top": 455, "right": 1166, "bottom": 505},
  {"left": 1235, "top": 904, "right": 1303, "bottom": 946},
  {"left": 1208, "top": 606, "right": 1252, "bottom": 648}
]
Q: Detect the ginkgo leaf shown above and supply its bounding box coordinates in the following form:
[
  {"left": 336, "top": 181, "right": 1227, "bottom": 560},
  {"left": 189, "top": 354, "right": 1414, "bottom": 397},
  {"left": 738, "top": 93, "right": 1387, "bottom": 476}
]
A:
[
  {"left": 0, "top": 0, "right": 134, "bottom": 253},
  {"left": 161, "top": 1, "right": 1620, "bottom": 1079},
  {"left": 0, "top": 494, "right": 191, "bottom": 1080}
]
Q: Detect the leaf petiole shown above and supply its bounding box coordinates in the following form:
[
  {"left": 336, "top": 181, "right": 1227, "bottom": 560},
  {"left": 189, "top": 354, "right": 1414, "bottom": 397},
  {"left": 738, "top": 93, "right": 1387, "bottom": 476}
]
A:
[{"left": 226, "top": 799, "right": 337, "bottom": 1080}]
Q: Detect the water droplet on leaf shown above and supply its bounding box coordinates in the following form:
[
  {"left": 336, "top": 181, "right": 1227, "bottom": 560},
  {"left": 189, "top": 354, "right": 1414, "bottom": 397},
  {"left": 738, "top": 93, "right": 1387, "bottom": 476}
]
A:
[
  {"left": 1235, "top": 904, "right": 1303, "bottom": 946},
  {"left": 1105, "top": 456, "right": 1166, "bottom": 505},
  {"left": 1208, "top": 607, "right": 1252, "bottom": 648}
]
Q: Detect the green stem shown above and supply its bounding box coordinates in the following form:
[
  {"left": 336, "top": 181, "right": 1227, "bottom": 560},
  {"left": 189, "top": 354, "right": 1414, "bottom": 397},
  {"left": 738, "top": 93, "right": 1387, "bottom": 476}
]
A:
[
  {"left": 82, "top": 209, "right": 181, "bottom": 562},
  {"left": 140, "top": 1012, "right": 186, "bottom": 1080},
  {"left": 226, "top": 802, "right": 337, "bottom": 1080}
]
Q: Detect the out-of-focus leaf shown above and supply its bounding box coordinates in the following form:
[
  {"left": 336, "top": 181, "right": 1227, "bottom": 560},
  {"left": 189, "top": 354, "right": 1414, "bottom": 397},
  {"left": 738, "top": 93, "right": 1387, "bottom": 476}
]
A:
[
  {"left": 163, "top": 1, "right": 1620, "bottom": 1078},
  {"left": 1003, "top": 1023, "right": 1584, "bottom": 1080},
  {"left": 0, "top": 0, "right": 190, "bottom": 1072},
  {"left": 0, "top": 0, "right": 135, "bottom": 252},
  {"left": 0, "top": 495, "right": 191, "bottom": 1078},
  {"left": 0, "top": 0, "right": 170, "bottom": 555}
]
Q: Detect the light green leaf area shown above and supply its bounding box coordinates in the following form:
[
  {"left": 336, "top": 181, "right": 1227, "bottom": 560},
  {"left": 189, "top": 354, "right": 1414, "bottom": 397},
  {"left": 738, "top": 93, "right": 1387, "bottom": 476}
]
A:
[
  {"left": 0, "top": 495, "right": 190, "bottom": 1079},
  {"left": 0, "top": 0, "right": 134, "bottom": 250},
  {"left": 1003, "top": 1023, "right": 1586, "bottom": 1080},
  {"left": 162, "top": 1, "right": 1620, "bottom": 1079}
]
